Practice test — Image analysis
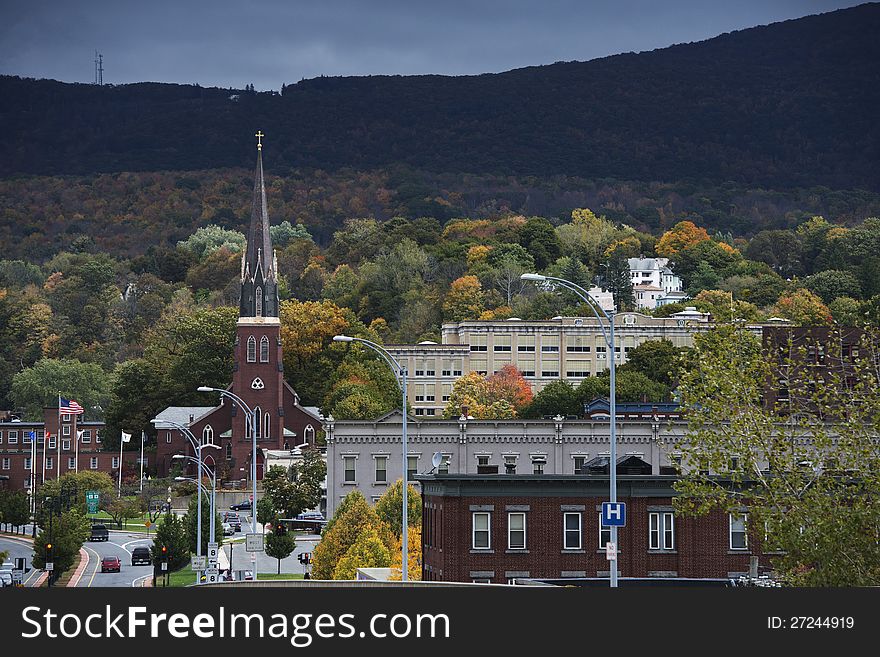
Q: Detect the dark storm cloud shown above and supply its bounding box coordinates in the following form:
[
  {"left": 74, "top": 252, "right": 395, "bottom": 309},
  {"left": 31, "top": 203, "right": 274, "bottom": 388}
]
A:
[{"left": 0, "top": 0, "right": 863, "bottom": 90}]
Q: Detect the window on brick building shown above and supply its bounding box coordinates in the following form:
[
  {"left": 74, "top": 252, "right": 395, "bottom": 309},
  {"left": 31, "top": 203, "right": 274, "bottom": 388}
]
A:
[
  {"left": 225, "top": 444, "right": 233, "bottom": 460},
  {"left": 260, "top": 336, "right": 270, "bottom": 363},
  {"left": 112, "top": 457, "right": 119, "bottom": 469},
  {"left": 46, "top": 457, "right": 53, "bottom": 470},
  {"left": 564, "top": 513, "right": 582, "bottom": 550},
  {"left": 1, "top": 458, "right": 9, "bottom": 470},
  {"left": 24, "top": 457, "right": 31, "bottom": 470},
  {"left": 247, "top": 336, "right": 257, "bottom": 362},
  {"left": 82, "top": 430, "right": 91, "bottom": 443},
  {"left": 90, "top": 457, "right": 98, "bottom": 469},
  {"left": 649, "top": 512, "right": 675, "bottom": 550},
  {"left": 472, "top": 512, "right": 491, "bottom": 549},
  {"left": 68, "top": 458, "right": 76, "bottom": 469},
  {"left": 730, "top": 513, "right": 748, "bottom": 550},
  {"left": 508, "top": 512, "right": 526, "bottom": 550}
]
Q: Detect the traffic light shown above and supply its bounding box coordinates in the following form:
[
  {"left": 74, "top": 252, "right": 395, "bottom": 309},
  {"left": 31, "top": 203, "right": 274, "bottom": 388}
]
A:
[
  {"left": 160, "top": 545, "right": 168, "bottom": 563},
  {"left": 45, "top": 542, "right": 53, "bottom": 562},
  {"left": 275, "top": 522, "right": 286, "bottom": 537}
]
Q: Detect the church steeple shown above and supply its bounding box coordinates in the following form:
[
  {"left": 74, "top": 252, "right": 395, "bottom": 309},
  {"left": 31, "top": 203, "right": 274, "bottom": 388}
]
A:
[{"left": 240, "top": 131, "right": 279, "bottom": 319}]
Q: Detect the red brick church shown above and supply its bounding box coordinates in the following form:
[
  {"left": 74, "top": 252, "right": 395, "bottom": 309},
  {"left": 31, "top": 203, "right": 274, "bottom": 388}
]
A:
[{"left": 154, "top": 137, "right": 321, "bottom": 483}]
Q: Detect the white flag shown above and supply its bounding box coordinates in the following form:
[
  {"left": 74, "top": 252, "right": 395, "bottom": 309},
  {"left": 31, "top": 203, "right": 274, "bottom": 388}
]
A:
[{"left": 121, "top": 431, "right": 132, "bottom": 443}]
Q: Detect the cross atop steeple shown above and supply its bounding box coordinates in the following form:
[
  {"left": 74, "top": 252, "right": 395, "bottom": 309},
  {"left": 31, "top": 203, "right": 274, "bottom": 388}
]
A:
[{"left": 255, "top": 130, "right": 264, "bottom": 150}]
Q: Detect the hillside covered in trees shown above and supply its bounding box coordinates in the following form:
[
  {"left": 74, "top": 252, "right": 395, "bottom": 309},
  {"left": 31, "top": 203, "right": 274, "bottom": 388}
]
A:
[{"left": 1, "top": 3, "right": 878, "bottom": 191}]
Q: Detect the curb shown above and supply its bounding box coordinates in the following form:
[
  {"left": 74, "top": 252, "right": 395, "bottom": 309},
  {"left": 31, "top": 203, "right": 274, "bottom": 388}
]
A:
[{"left": 67, "top": 546, "right": 90, "bottom": 587}]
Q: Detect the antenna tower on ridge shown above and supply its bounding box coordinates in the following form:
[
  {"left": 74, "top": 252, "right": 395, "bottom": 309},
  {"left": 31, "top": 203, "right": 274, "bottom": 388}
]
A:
[{"left": 94, "top": 51, "right": 104, "bottom": 86}]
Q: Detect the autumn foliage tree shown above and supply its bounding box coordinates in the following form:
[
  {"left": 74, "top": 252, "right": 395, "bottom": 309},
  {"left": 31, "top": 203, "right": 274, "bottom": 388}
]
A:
[
  {"left": 656, "top": 220, "right": 711, "bottom": 257},
  {"left": 311, "top": 490, "right": 395, "bottom": 580},
  {"left": 443, "top": 366, "right": 532, "bottom": 419}
]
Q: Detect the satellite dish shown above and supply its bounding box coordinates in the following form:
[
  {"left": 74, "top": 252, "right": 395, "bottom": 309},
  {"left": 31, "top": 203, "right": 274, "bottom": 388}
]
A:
[{"left": 431, "top": 452, "right": 443, "bottom": 468}]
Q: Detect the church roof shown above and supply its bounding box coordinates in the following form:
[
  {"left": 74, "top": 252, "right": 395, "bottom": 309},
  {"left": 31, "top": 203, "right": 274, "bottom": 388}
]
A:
[{"left": 153, "top": 406, "right": 216, "bottom": 428}]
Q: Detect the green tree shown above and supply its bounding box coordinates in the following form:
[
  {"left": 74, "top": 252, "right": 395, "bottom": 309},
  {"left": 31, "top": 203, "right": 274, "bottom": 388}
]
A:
[
  {"left": 599, "top": 246, "right": 635, "bottom": 312},
  {"left": 803, "top": 270, "right": 862, "bottom": 304},
  {"left": 265, "top": 530, "right": 297, "bottom": 574},
  {"left": 674, "top": 325, "right": 880, "bottom": 586},
  {"left": 152, "top": 512, "right": 189, "bottom": 570},
  {"left": 374, "top": 480, "right": 422, "bottom": 537},
  {"left": 262, "top": 448, "right": 327, "bottom": 519},
  {"left": 618, "top": 339, "right": 686, "bottom": 387},
  {"left": 9, "top": 358, "right": 109, "bottom": 421},
  {"left": 521, "top": 380, "right": 581, "bottom": 418},
  {"left": 0, "top": 490, "right": 31, "bottom": 531},
  {"left": 176, "top": 225, "right": 245, "bottom": 260},
  {"left": 32, "top": 508, "right": 90, "bottom": 578},
  {"left": 517, "top": 217, "right": 561, "bottom": 270},
  {"left": 270, "top": 220, "right": 313, "bottom": 248},
  {"left": 183, "top": 493, "right": 223, "bottom": 555}
]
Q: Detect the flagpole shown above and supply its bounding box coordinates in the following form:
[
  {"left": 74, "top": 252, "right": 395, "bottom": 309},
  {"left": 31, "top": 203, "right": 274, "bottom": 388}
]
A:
[
  {"left": 118, "top": 433, "right": 124, "bottom": 498},
  {"left": 75, "top": 430, "right": 81, "bottom": 473},
  {"left": 56, "top": 392, "right": 61, "bottom": 479},
  {"left": 140, "top": 431, "right": 145, "bottom": 492}
]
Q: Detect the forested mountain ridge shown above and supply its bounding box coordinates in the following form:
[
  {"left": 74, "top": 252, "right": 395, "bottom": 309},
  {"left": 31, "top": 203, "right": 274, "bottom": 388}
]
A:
[{"left": 1, "top": 3, "right": 878, "bottom": 189}]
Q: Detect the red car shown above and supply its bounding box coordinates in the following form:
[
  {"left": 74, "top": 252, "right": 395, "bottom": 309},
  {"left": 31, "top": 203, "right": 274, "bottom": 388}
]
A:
[{"left": 101, "top": 556, "right": 121, "bottom": 573}]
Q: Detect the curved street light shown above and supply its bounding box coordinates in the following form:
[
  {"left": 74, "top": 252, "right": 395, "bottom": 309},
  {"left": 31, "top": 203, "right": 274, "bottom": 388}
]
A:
[
  {"left": 174, "top": 455, "right": 218, "bottom": 584},
  {"left": 197, "top": 386, "right": 259, "bottom": 578},
  {"left": 152, "top": 417, "right": 219, "bottom": 583},
  {"left": 333, "top": 334, "right": 410, "bottom": 581},
  {"left": 521, "top": 273, "right": 620, "bottom": 587}
]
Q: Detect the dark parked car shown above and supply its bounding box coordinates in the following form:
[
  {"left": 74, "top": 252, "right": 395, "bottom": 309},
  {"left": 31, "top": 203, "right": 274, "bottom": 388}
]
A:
[
  {"left": 130, "top": 547, "right": 152, "bottom": 566},
  {"left": 229, "top": 501, "right": 251, "bottom": 511},
  {"left": 89, "top": 524, "right": 109, "bottom": 541},
  {"left": 101, "top": 556, "right": 121, "bottom": 573}
]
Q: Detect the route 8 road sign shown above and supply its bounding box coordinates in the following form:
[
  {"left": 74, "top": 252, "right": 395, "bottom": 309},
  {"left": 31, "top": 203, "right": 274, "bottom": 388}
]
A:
[{"left": 207, "top": 546, "right": 218, "bottom": 562}]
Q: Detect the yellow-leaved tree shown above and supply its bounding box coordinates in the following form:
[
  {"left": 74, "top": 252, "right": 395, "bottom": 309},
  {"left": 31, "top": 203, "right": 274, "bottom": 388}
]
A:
[{"left": 311, "top": 490, "right": 395, "bottom": 580}]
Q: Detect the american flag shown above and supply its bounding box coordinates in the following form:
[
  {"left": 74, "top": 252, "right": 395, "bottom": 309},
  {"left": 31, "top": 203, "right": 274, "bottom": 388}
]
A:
[{"left": 59, "top": 397, "right": 85, "bottom": 415}]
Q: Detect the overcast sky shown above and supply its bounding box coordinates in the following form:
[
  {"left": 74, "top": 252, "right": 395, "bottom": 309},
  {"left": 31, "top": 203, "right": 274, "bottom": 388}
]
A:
[{"left": 0, "top": 0, "right": 864, "bottom": 90}]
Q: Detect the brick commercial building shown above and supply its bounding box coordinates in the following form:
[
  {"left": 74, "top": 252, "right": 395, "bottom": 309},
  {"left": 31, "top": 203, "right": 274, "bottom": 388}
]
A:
[
  {"left": 154, "top": 139, "right": 320, "bottom": 483},
  {"left": 0, "top": 407, "right": 118, "bottom": 493},
  {"left": 417, "top": 473, "right": 772, "bottom": 584}
]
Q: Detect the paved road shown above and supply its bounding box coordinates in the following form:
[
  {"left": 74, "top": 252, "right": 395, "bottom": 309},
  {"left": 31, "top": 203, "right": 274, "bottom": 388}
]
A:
[
  {"left": 77, "top": 531, "right": 154, "bottom": 587},
  {"left": 0, "top": 536, "right": 42, "bottom": 587},
  {"left": 220, "top": 532, "right": 318, "bottom": 579}
]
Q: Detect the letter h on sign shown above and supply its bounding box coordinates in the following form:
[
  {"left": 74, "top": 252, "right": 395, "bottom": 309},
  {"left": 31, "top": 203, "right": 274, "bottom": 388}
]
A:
[{"left": 601, "top": 502, "right": 626, "bottom": 527}]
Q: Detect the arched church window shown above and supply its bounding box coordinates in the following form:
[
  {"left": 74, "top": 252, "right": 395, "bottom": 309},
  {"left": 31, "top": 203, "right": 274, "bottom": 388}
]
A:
[
  {"left": 264, "top": 412, "right": 271, "bottom": 439},
  {"left": 247, "top": 336, "right": 256, "bottom": 362},
  {"left": 203, "top": 425, "right": 214, "bottom": 445},
  {"left": 253, "top": 406, "right": 262, "bottom": 439},
  {"left": 256, "top": 287, "right": 263, "bottom": 317},
  {"left": 260, "top": 336, "right": 270, "bottom": 362}
]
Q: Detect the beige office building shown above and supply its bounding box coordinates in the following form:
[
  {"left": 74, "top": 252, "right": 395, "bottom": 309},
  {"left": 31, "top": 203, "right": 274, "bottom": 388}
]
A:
[{"left": 386, "top": 310, "right": 710, "bottom": 417}]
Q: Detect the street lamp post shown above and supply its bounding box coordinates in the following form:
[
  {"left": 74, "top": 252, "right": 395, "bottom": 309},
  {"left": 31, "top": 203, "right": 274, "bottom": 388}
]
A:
[
  {"left": 521, "top": 273, "right": 620, "bottom": 587},
  {"left": 174, "top": 457, "right": 217, "bottom": 583},
  {"left": 197, "top": 386, "right": 259, "bottom": 575},
  {"left": 333, "top": 335, "right": 409, "bottom": 581},
  {"left": 152, "top": 418, "right": 219, "bottom": 583}
]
